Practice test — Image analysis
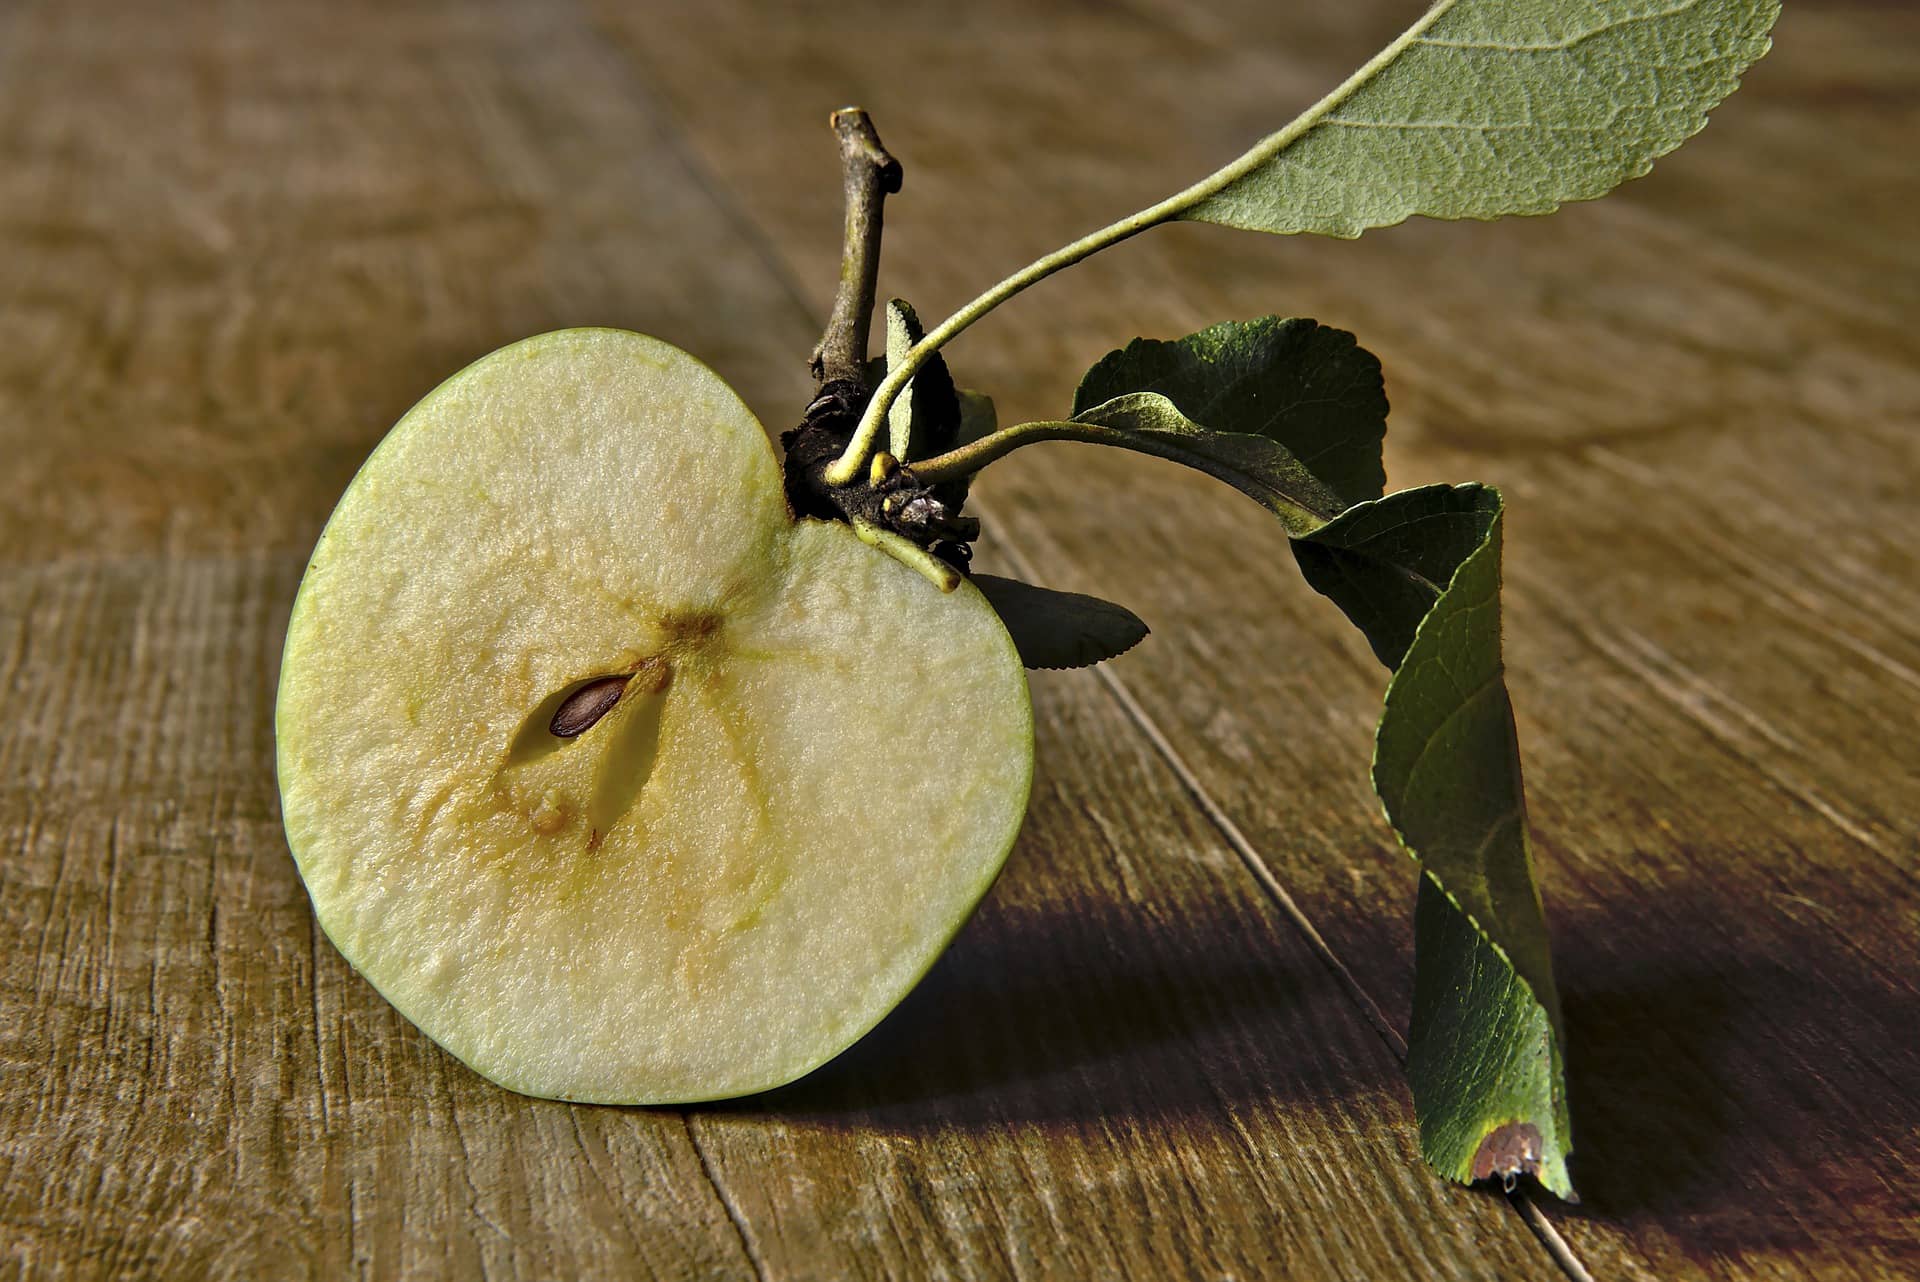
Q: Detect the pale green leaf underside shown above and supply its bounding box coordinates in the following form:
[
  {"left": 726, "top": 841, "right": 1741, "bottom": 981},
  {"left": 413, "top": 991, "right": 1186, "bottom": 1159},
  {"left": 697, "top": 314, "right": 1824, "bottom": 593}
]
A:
[
  {"left": 885, "top": 298, "right": 921, "bottom": 462},
  {"left": 1187, "top": 0, "right": 1780, "bottom": 238},
  {"left": 1069, "top": 393, "right": 1345, "bottom": 536},
  {"left": 1295, "top": 485, "right": 1570, "bottom": 1195},
  {"left": 972, "top": 574, "right": 1149, "bottom": 670},
  {"left": 875, "top": 297, "right": 965, "bottom": 472}
]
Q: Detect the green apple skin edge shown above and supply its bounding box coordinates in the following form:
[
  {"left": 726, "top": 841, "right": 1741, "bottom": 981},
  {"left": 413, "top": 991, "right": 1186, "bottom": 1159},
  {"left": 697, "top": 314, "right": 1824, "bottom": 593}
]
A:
[{"left": 276, "top": 329, "right": 1033, "bottom": 1104}]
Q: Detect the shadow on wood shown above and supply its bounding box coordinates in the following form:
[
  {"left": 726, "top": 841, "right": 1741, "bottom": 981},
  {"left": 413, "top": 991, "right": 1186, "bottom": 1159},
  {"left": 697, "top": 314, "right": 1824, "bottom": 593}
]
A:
[
  {"left": 702, "top": 885, "right": 1403, "bottom": 1132},
  {"left": 1557, "top": 874, "right": 1920, "bottom": 1261}
]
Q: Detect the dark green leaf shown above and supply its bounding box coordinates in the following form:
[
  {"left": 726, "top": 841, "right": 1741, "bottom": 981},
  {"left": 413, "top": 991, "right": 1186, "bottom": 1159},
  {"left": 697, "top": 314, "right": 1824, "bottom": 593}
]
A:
[
  {"left": 1290, "top": 483, "right": 1499, "bottom": 666},
  {"left": 972, "top": 574, "right": 1148, "bottom": 670},
  {"left": 1036, "top": 325, "right": 1567, "bottom": 1190},
  {"left": 1074, "top": 317, "right": 1387, "bottom": 507},
  {"left": 1294, "top": 483, "right": 1571, "bottom": 1196}
]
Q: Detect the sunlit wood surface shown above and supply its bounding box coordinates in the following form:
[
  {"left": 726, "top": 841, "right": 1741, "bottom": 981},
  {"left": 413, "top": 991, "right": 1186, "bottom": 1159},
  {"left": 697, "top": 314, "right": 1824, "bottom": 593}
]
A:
[{"left": 2, "top": 1, "right": 1915, "bottom": 1278}]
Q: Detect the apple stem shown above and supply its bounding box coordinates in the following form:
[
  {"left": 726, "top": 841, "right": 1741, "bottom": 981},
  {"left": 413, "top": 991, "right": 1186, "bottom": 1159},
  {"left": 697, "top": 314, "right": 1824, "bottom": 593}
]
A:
[
  {"left": 810, "top": 108, "right": 902, "bottom": 388},
  {"left": 851, "top": 518, "right": 962, "bottom": 593}
]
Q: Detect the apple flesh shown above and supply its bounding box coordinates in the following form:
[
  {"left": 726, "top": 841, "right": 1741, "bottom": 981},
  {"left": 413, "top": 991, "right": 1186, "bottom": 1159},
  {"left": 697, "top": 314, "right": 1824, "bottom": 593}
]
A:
[{"left": 276, "top": 329, "right": 1032, "bottom": 1103}]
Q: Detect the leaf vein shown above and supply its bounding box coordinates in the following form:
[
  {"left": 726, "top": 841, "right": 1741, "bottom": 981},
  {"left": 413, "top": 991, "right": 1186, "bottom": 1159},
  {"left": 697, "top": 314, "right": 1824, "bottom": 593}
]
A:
[{"left": 1413, "top": 0, "right": 1707, "bottom": 55}]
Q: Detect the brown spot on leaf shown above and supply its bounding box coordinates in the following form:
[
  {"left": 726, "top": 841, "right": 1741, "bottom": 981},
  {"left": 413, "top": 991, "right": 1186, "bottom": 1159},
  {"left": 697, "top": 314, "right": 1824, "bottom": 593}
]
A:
[{"left": 1471, "top": 1121, "right": 1544, "bottom": 1189}]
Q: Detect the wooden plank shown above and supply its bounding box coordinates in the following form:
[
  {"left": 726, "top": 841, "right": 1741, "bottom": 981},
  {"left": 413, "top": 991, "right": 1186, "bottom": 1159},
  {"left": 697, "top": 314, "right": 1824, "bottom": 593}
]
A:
[
  {"left": 0, "top": 0, "right": 1564, "bottom": 1277},
  {"left": 605, "top": 0, "right": 1920, "bottom": 1279},
  {"left": 0, "top": 556, "right": 759, "bottom": 1281},
  {"left": 0, "top": 0, "right": 814, "bottom": 568}
]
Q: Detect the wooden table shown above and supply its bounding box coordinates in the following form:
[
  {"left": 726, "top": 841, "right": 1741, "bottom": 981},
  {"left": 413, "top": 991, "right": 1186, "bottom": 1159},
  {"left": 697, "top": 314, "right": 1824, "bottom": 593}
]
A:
[{"left": 3, "top": 1, "right": 1915, "bottom": 1277}]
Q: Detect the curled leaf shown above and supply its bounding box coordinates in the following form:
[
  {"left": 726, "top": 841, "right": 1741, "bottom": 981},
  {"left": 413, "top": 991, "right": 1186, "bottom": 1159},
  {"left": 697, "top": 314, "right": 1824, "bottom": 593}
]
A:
[
  {"left": 1296, "top": 484, "right": 1572, "bottom": 1196},
  {"left": 1070, "top": 314, "right": 1573, "bottom": 1192}
]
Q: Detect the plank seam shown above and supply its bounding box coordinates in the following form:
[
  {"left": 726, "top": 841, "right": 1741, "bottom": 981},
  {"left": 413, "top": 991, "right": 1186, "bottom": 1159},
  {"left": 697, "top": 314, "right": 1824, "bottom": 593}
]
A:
[
  {"left": 683, "top": 1116, "right": 770, "bottom": 1282},
  {"left": 1516, "top": 1193, "right": 1597, "bottom": 1282}
]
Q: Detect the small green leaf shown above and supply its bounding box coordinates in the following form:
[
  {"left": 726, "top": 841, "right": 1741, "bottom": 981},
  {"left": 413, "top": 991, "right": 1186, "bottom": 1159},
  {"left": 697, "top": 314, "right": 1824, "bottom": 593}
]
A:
[
  {"left": 972, "top": 575, "right": 1149, "bottom": 670},
  {"left": 1069, "top": 393, "right": 1346, "bottom": 536},
  {"left": 1185, "top": 0, "right": 1779, "bottom": 239},
  {"left": 880, "top": 298, "right": 962, "bottom": 467},
  {"left": 1295, "top": 484, "right": 1571, "bottom": 1196},
  {"left": 885, "top": 299, "right": 921, "bottom": 463},
  {"left": 1075, "top": 317, "right": 1386, "bottom": 507}
]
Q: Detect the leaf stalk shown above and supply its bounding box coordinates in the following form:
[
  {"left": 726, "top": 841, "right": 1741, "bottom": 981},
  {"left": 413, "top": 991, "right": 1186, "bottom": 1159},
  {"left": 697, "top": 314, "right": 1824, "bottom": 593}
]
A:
[{"left": 911, "top": 417, "right": 1340, "bottom": 529}]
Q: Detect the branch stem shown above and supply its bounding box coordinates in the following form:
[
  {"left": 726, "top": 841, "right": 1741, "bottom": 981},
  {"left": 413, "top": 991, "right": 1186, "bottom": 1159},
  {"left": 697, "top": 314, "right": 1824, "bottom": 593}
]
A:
[{"left": 811, "top": 108, "right": 902, "bottom": 387}]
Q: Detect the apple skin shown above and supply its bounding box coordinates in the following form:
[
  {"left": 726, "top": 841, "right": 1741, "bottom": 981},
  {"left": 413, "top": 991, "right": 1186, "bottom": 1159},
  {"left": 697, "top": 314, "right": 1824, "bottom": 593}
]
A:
[{"left": 277, "top": 329, "right": 1032, "bottom": 1103}]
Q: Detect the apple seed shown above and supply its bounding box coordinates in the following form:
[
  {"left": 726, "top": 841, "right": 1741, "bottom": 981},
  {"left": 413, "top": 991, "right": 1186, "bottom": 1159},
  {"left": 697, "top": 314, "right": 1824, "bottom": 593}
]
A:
[{"left": 549, "top": 674, "right": 631, "bottom": 738}]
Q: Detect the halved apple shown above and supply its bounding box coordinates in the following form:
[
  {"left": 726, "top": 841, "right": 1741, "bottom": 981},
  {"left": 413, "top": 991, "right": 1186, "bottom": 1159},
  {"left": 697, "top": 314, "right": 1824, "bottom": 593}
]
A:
[{"left": 276, "top": 329, "right": 1032, "bottom": 1103}]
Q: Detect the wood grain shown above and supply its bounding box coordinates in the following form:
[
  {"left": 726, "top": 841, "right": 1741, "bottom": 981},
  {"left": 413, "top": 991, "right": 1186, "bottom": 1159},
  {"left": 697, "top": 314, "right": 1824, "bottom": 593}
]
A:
[
  {"left": 605, "top": 0, "right": 1920, "bottom": 1278},
  {"left": 3, "top": 0, "right": 1914, "bottom": 1279}
]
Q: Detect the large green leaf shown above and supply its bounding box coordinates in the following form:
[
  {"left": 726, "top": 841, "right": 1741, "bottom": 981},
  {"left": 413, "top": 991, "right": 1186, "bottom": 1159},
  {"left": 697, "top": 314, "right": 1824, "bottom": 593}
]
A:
[
  {"left": 1295, "top": 485, "right": 1571, "bottom": 1196},
  {"left": 1074, "top": 317, "right": 1387, "bottom": 507},
  {"left": 1186, "top": 0, "right": 1780, "bottom": 238}
]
